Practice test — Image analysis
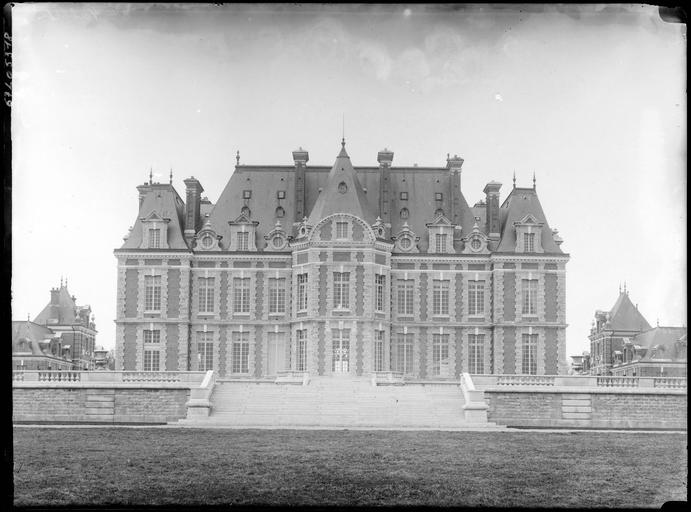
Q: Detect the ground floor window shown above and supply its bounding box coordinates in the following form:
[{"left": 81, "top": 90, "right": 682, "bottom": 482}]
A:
[
  {"left": 144, "top": 349, "right": 160, "bottom": 371},
  {"left": 267, "top": 332, "right": 290, "bottom": 375},
  {"left": 522, "top": 334, "right": 538, "bottom": 375},
  {"left": 332, "top": 329, "right": 351, "bottom": 373},
  {"left": 391, "top": 333, "right": 414, "bottom": 374},
  {"left": 197, "top": 332, "right": 213, "bottom": 371},
  {"left": 432, "top": 334, "right": 450, "bottom": 377},
  {"left": 296, "top": 329, "right": 307, "bottom": 372},
  {"left": 468, "top": 334, "right": 484, "bottom": 374},
  {"left": 374, "top": 330, "right": 385, "bottom": 371},
  {"left": 232, "top": 332, "right": 250, "bottom": 374}
]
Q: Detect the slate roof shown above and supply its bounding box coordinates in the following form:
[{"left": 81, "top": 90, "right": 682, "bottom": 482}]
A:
[
  {"left": 606, "top": 292, "right": 652, "bottom": 332},
  {"left": 496, "top": 187, "right": 563, "bottom": 253},
  {"left": 33, "top": 286, "right": 78, "bottom": 325},
  {"left": 120, "top": 183, "right": 187, "bottom": 249},
  {"left": 12, "top": 321, "right": 57, "bottom": 355}
]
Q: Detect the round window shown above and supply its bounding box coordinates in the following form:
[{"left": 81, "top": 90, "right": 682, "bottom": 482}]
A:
[
  {"left": 201, "top": 235, "right": 213, "bottom": 249},
  {"left": 338, "top": 182, "right": 347, "bottom": 194},
  {"left": 435, "top": 208, "right": 444, "bottom": 217},
  {"left": 470, "top": 238, "right": 482, "bottom": 251},
  {"left": 241, "top": 206, "right": 251, "bottom": 217},
  {"left": 272, "top": 235, "right": 283, "bottom": 248},
  {"left": 400, "top": 237, "right": 412, "bottom": 250}
]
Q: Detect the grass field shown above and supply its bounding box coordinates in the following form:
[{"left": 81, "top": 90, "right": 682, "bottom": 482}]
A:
[{"left": 12, "top": 427, "right": 687, "bottom": 507}]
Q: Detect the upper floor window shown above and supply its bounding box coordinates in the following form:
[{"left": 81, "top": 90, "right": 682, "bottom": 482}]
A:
[
  {"left": 336, "top": 221, "right": 348, "bottom": 239},
  {"left": 198, "top": 277, "right": 215, "bottom": 313},
  {"left": 333, "top": 272, "right": 350, "bottom": 309},
  {"left": 297, "top": 273, "right": 308, "bottom": 311},
  {"left": 233, "top": 277, "right": 250, "bottom": 314},
  {"left": 524, "top": 232, "right": 535, "bottom": 253},
  {"left": 375, "top": 274, "right": 386, "bottom": 312},
  {"left": 468, "top": 334, "right": 484, "bottom": 374},
  {"left": 144, "top": 329, "right": 160, "bottom": 344},
  {"left": 522, "top": 279, "right": 538, "bottom": 316},
  {"left": 268, "top": 277, "right": 287, "bottom": 314},
  {"left": 435, "top": 234, "right": 447, "bottom": 253},
  {"left": 468, "top": 280, "right": 485, "bottom": 316},
  {"left": 149, "top": 228, "right": 161, "bottom": 249},
  {"left": 397, "top": 279, "right": 414, "bottom": 316},
  {"left": 522, "top": 333, "right": 538, "bottom": 374},
  {"left": 432, "top": 279, "right": 450, "bottom": 316},
  {"left": 237, "top": 232, "right": 249, "bottom": 251},
  {"left": 144, "top": 275, "right": 161, "bottom": 311}
]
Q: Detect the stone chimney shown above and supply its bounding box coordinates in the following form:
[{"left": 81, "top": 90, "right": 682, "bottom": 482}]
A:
[
  {"left": 136, "top": 183, "right": 151, "bottom": 210},
  {"left": 50, "top": 288, "right": 60, "bottom": 305},
  {"left": 483, "top": 181, "right": 502, "bottom": 239},
  {"left": 446, "top": 154, "right": 464, "bottom": 226},
  {"left": 183, "top": 177, "right": 204, "bottom": 244},
  {"left": 377, "top": 148, "right": 394, "bottom": 224},
  {"left": 292, "top": 148, "right": 309, "bottom": 223}
]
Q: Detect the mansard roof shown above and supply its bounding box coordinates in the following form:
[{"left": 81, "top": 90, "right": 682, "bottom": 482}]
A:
[
  {"left": 307, "top": 140, "right": 375, "bottom": 225},
  {"left": 120, "top": 183, "right": 187, "bottom": 250},
  {"left": 606, "top": 292, "right": 652, "bottom": 332},
  {"left": 34, "top": 285, "right": 78, "bottom": 325},
  {"left": 12, "top": 321, "right": 57, "bottom": 355},
  {"left": 496, "top": 187, "right": 563, "bottom": 253},
  {"left": 632, "top": 326, "right": 687, "bottom": 361}
]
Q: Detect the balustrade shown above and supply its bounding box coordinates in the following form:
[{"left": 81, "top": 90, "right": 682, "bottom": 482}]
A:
[
  {"left": 653, "top": 377, "right": 687, "bottom": 389},
  {"left": 38, "top": 371, "right": 81, "bottom": 382},
  {"left": 496, "top": 375, "right": 555, "bottom": 386},
  {"left": 596, "top": 376, "right": 639, "bottom": 388}
]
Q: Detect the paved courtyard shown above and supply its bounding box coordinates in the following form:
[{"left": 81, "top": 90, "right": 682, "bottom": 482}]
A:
[{"left": 13, "top": 427, "right": 687, "bottom": 507}]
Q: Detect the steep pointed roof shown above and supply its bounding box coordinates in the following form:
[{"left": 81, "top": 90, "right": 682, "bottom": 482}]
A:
[
  {"left": 306, "top": 140, "right": 375, "bottom": 225},
  {"left": 33, "top": 285, "right": 78, "bottom": 326},
  {"left": 120, "top": 183, "right": 188, "bottom": 250},
  {"left": 496, "top": 187, "right": 563, "bottom": 253},
  {"left": 607, "top": 292, "right": 652, "bottom": 332},
  {"left": 12, "top": 321, "right": 56, "bottom": 355}
]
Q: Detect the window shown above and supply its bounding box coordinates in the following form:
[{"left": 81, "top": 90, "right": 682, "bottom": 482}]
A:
[
  {"left": 143, "top": 350, "right": 160, "bottom": 371},
  {"left": 522, "top": 279, "right": 538, "bottom": 315},
  {"left": 374, "top": 330, "right": 385, "bottom": 371},
  {"left": 435, "top": 234, "right": 447, "bottom": 253},
  {"left": 275, "top": 206, "right": 285, "bottom": 218},
  {"left": 524, "top": 232, "right": 535, "bottom": 253},
  {"left": 432, "top": 279, "right": 450, "bottom": 316},
  {"left": 296, "top": 329, "right": 308, "bottom": 371},
  {"left": 400, "top": 191, "right": 408, "bottom": 200},
  {"left": 391, "top": 334, "right": 414, "bottom": 374},
  {"left": 522, "top": 334, "right": 538, "bottom": 374},
  {"left": 277, "top": 190, "right": 286, "bottom": 199},
  {"left": 144, "top": 329, "right": 160, "bottom": 344},
  {"left": 144, "top": 275, "right": 161, "bottom": 311},
  {"left": 198, "top": 277, "right": 215, "bottom": 313},
  {"left": 297, "top": 274, "right": 308, "bottom": 311},
  {"left": 237, "top": 231, "right": 249, "bottom": 251},
  {"left": 243, "top": 190, "right": 252, "bottom": 199},
  {"left": 232, "top": 331, "right": 250, "bottom": 374},
  {"left": 375, "top": 274, "right": 385, "bottom": 312},
  {"left": 332, "top": 329, "right": 351, "bottom": 372},
  {"left": 468, "top": 334, "right": 484, "bottom": 374},
  {"left": 241, "top": 206, "right": 251, "bottom": 217},
  {"left": 400, "top": 237, "right": 412, "bottom": 249},
  {"left": 468, "top": 280, "right": 485, "bottom": 316},
  {"left": 333, "top": 272, "right": 350, "bottom": 309},
  {"left": 197, "top": 331, "right": 213, "bottom": 371},
  {"left": 233, "top": 277, "right": 250, "bottom": 313},
  {"left": 400, "top": 207, "right": 409, "bottom": 219},
  {"left": 432, "top": 334, "right": 450, "bottom": 377},
  {"left": 470, "top": 238, "right": 482, "bottom": 251},
  {"left": 435, "top": 192, "right": 443, "bottom": 201},
  {"left": 149, "top": 228, "right": 160, "bottom": 248},
  {"left": 397, "top": 279, "right": 414, "bottom": 315},
  {"left": 268, "top": 277, "right": 286, "bottom": 314},
  {"left": 336, "top": 221, "right": 348, "bottom": 239}
]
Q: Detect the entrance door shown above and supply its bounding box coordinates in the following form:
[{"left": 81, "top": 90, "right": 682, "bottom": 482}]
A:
[
  {"left": 332, "top": 329, "right": 350, "bottom": 374},
  {"left": 267, "top": 333, "right": 289, "bottom": 376}
]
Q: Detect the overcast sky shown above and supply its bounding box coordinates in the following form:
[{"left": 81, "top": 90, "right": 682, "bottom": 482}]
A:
[{"left": 11, "top": 4, "right": 686, "bottom": 357}]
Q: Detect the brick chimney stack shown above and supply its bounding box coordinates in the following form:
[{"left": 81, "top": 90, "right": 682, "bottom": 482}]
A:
[
  {"left": 377, "top": 148, "right": 394, "bottom": 224},
  {"left": 446, "top": 154, "right": 464, "bottom": 226},
  {"left": 483, "top": 181, "right": 502, "bottom": 240},
  {"left": 292, "top": 148, "right": 309, "bottom": 223},
  {"left": 183, "top": 177, "right": 204, "bottom": 245}
]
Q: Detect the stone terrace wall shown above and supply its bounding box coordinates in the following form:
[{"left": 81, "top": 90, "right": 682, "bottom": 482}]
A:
[
  {"left": 486, "top": 390, "right": 687, "bottom": 429},
  {"left": 13, "top": 388, "right": 190, "bottom": 424}
]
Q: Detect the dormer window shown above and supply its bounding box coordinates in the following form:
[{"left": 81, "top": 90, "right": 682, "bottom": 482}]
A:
[
  {"left": 435, "top": 192, "right": 443, "bottom": 201},
  {"left": 336, "top": 221, "right": 348, "bottom": 239},
  {"left": 228, "top": 211, "right": 258, "bottom": 251},
  {"left": 426, "top": 214, "right": 455, "bottom": 254},
  {"left": 513, "top": 214, "right": 545, "bottom": 254},
  {"left": 400, "top": 208, "right": 409, "bottom": 219},
  {"left": 237, "top": 232, "right": 249, "bottom": 251},
  {"left": 276, "top": 206, "right": 285, "bottom": 218},
  {"left": 524, "top": 233, "right": 535, "bottom": 253},
  {"left": 435, "top": 234, "right": 447, "bottom": 253},
  {"left": 243, "top": 190, "right": 252, "bottom": 199},
  {"left": 241, "top": 206, "right": 251, "bottom": 217},
  {"left": 139, "top": 211, "right": 170, "bottom": 249},
  {"left": 149, "top": 228, "right": 161, "bottom": 249},
  {"left": 277, "top": 190, "right": 286, "bottom": 199},
  {"left": 400, "top": 192, "right": 408, "bottom": 200}
]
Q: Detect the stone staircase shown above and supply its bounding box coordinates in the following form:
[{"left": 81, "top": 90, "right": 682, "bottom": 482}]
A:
[{"left": 178, "top": 376, "right": 500, "bottom": 429}]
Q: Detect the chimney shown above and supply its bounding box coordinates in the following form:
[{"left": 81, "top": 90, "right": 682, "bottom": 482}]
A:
[
  {"left": 483, "top": 181, "right": 502, "bottom": 239},
  {"left": 377, "top": 148, "right": 394, "bottom": 224},
  {"left": 50, "top": 288, "right": 60, "bottom": 305},
  {"left": 446, "top": 154, "right": 464, "bottom": 226},
  {"left": 183, "top": 177, "right": 204, "bottom": 245},
  {"left": 292, "top": 148, "right": 309, "bottom": 223},
  {"left": 136, "top": 183, "right": 151, "bottom": 210}
]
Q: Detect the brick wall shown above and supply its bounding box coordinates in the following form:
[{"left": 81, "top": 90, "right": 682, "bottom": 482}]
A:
[
  {"left": 486, "top": 390, "right": 687, "bottom": 429},
  {"left": 13, "top": 388, "right": 190, "bottom": 424}
]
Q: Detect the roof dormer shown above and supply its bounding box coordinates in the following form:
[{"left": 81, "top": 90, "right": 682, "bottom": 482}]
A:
[
  {"left": 392, "top": 222, "right": 420, "bottom": 253},
  {"left": 140, "top": 210, "right": 171, "bottom": 249},
  {"left": 425, "top": 213, "right": 456, "bottom": 254},
  {"left": 194, "top": 215, "right": 222, "bottom": 251},
  {"left": 227, "top": 211, "right": 260, "bottom": 252},
  {"left": 263, "top": 220, "right": 290, "bottom": 252},
  {"left": 513, "top": 213, "right": 544, "bottom": 253},
  {"left": 461, "top": 220, "right": 490, "bottom": 254}
]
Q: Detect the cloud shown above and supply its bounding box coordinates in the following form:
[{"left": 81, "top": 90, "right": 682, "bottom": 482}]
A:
[{"left": 357, "top": 42, "right": 392, "bottom": 81}]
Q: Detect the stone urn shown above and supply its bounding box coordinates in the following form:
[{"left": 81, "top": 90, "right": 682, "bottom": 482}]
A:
[{"left": 94, "top": 349, "right": 109, "bottom": 370}]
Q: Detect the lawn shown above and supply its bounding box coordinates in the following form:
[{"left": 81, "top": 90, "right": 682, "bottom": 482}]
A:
[{"left": 13, "top": 427, "right": 687, "bottom": 507}]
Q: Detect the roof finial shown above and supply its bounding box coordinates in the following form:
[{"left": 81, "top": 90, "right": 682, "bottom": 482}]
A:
[
  {"left": 236, "top": 150, "right": 240, "bottom": 166},
  {"left": 60, "top": 275, "right": 63, "bottom": 288},
  {"left": 342, "top": 113, "right": 345, "bottom": 145},
  {"left": 656, "top": 318, "right": 659, "bottom": 327},
  {"left": 533, "top": 171, "right": 536, "bottom": 190},
  {"left": 149, "top": 166, "right": 153, "bottom": 185},
  {"left": 623, "top": 281, "right": 627, "bottom": 294},
  {"left": 169, "top": 167, "right": 173, "bottom": 184},
  {"left": 513, "top": 171, "right": 516, "bottom": 189},
  {"left": 618, "top": 282, "right": 621, "bottom": 294},
  {"left": 27, "top": 312, "right": 30, "bottom": 322}
]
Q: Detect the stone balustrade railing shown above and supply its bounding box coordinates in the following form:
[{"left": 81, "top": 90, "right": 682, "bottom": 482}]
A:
[
  {"left": 371, "top": 371, "right": 405, "bottom": 386},
  {"left": 12, "top": 370, "right": 207, "bottom": 388},
  {"left": 596, "top": 376, "right": 639, "bottom": 388},
  {"left": 653, "top": 377, "right": 687, "bottom": 389},
  {"left": 470, "top": 374, "right": 687, "bottom": 392},
  {"left": 497, "top": 375, "right": 556, "bottom": 386}
]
